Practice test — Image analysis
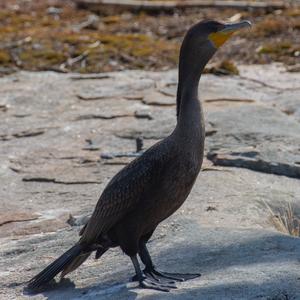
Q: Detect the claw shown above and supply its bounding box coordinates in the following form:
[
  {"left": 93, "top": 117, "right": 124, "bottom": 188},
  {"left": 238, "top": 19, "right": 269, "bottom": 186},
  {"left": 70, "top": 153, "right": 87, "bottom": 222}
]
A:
[
  {"left": 139, "top": 278, "right": 177, "bottom": 292},
  {"left": 151, "top": 269, "right": 201, "bottom": 282},
  {"left": 132, "top": 273, "right": 177, "bottom": 291},
  {"left": 144, "top": 269, "right": 176, "bottom": 284},
  {"left": 140, "top": 280, "right": 170, "bottom": 292}
]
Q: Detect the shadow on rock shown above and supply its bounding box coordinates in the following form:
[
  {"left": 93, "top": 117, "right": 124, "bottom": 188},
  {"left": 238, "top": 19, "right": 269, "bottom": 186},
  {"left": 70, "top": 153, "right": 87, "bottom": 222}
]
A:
[
  {"left": 21, "top": 219, "right": 300, "bottom": 299},
  {"left": 141, "top": 279, "right": 299, "bottom": 300}
]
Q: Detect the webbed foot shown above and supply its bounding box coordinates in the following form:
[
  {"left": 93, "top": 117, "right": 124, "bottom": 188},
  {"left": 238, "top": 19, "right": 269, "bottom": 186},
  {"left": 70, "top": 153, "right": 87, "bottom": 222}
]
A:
[
  {"left": 132, "top": 271, "right": 176, "bottom": 284},
  {"left": 148, "top": 268, "right": 201, "bottom": 282},
  {"left": 139, "top": 276, "right": 176, "bottom": 292}
]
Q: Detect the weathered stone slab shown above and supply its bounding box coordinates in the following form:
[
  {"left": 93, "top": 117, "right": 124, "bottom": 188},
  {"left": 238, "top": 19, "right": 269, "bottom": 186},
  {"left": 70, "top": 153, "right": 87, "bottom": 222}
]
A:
[
  {"left": 10, "top": 151, "right": 102, "bottom": 185},
  {"left": 142, "top": 90, "right": 175, "bottom": 106},
  {"left": 0, "top": 64, "right": 299, "bottom": 299},
  {"left": 205, "top": 104, "right": 300, "bottom": 178},
  {"left": 76, "top": 78, "right": 155, "bottom": 100}
]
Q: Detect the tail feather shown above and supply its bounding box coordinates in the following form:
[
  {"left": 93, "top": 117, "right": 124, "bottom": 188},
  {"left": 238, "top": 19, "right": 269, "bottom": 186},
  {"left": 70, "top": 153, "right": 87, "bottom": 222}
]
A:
[
  {"left": 61, "top": 252, "right": 90, "bottom": 278},
  {"left": 27, "top": 244, "right": 86, "bottom": 290}
]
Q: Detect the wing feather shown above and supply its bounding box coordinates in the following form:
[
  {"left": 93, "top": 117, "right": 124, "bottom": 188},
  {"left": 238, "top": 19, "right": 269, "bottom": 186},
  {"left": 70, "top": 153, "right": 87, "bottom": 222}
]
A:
[{"left": 80, "top": 141, "right": 169, "bottom": 244}]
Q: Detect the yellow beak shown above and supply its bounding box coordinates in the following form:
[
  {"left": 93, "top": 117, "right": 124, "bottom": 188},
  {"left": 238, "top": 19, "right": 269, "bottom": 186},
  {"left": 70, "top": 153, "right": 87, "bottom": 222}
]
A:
[{"left": 209, "top": 20, "right": 252, "bottom": 48}]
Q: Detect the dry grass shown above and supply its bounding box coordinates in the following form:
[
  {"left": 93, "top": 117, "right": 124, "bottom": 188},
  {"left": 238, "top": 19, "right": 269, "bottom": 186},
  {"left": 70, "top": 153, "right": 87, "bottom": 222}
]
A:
[
  {"left": 250, "top": 18, "right": 287, "bottom": 37},
  {"left": 204, "top": 59, "right": 239, "bottom": 75},
  {"left": 0, "top": 1, "right": 299, "bottom": 73},
  {"left": 264, "top": 201, "right": 300, "bottom": 237}
]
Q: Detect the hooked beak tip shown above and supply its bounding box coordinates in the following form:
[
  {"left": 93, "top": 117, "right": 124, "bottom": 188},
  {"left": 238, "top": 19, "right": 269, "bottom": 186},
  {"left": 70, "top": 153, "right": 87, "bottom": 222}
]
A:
[{"left": 221, "top": 20, "right": 252, "bottom": 33}]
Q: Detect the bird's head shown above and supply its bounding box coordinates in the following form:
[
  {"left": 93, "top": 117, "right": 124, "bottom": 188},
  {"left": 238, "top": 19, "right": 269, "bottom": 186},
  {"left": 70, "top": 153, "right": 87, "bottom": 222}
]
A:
[{"left": 179, "top": 20, "right": 251, "bottom": 74}]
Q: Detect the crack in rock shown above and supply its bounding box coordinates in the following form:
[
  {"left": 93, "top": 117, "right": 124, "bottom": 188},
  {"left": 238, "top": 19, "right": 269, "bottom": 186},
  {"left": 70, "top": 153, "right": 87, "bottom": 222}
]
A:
[
  {"left": 101, "top": 151, "right": 143, "bottom": 159},
  {"left": 204, "top": 98, "right": 255, "bottom": 103},
  {"left": 22, "top": 176, "right": 100, "bottom": 184},
  {"left": 71, "top": 74, "right": 111, "bottom": 80},
  {"left": 1, "top": 129, "right": 45, "bottom": 140},
  {"left": 0, "top": 212, "right": 40, "bottom": 226},
  {"left": 75, "top": 113, "right": 133, "bottom": 120},
  {"left": 74, "top": 110, "right": 152, "bottom": 121},
  {"left": 207, "top": 151, "right": 300, "bottom": 179},
  {"left": 142, "top": 91, "right": 175, "bottom": 106}
]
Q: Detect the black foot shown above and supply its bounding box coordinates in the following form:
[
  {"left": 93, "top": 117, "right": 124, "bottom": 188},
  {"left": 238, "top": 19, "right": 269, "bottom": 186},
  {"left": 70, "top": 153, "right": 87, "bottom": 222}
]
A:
[
  {"left": 139, "top": 277, "right": 177, "bottom": 292},
  {"left": 150, "top": 268, "right": 201, "bottom": 282},
  {"left": 132, "top": 270, "right": 175, "bottom": 284}
]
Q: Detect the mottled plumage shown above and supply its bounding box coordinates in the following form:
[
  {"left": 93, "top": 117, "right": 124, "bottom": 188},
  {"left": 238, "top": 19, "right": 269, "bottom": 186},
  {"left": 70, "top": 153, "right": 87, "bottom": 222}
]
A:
[{"left": 28, "top": 19, "right": 251, "bottom": 292}]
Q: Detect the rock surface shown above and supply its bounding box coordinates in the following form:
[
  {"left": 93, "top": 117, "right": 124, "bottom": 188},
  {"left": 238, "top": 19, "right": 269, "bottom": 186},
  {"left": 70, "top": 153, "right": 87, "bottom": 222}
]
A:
[{"left": 0, "top": 64, "right": 300, "bottom": 299}]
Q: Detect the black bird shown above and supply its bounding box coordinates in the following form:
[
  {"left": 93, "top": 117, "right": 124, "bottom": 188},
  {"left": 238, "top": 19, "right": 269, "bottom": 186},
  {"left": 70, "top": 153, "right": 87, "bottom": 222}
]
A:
[{"left": 28, "top": 19, "right": 251, "bottom": 292}]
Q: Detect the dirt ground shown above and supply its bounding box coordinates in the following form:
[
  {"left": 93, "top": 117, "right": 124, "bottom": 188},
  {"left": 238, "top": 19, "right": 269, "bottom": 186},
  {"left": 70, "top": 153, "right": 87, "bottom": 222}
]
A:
[{"left": 0, "top": 0, "right": 299, "bottom": 74}]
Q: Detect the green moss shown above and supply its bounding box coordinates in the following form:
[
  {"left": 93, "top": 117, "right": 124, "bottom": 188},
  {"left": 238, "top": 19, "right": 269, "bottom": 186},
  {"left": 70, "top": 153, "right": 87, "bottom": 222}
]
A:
[
  {"left": 41, "top": 16, "right": 60, "bottom": 27},
  {"left": 20, "top": 48, "right": 66, "bottom": 67},
  {"left": 132, "top": 47, "right": 153, "bottom": 57},
  {"left": 293, "top": 20, "right": 300, "bottom": 30},
  {"left": 287, "top": 8, "right": 300, "bottom": 17},
  {"left": 62, "top": 34, "right": 92, "bottom": 45},
  {"left": 0, "top": 50, "right": 11, "bottom": 64},
  {"left": 99, "top": 34, "right": 149, "bottom": 49},
  {"left": 258, "top": 42, "right": 292, "bottom": 54},
  {"left": 103, "top": 15, "right": 122, "bottom": 24}
]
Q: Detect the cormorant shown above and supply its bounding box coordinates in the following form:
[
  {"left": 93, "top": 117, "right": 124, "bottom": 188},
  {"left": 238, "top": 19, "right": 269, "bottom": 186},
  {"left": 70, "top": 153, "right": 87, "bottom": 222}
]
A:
[{"left": 28, "top": 19, "right": 251, "bottom": 292}]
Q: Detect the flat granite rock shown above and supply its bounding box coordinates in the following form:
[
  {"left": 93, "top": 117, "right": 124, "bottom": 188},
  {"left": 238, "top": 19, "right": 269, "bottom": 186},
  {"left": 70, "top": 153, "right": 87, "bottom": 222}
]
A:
[
  {"left": 206, "top": 104, "right": 300, "bottom": 178},
  {"left": 0, "top": 64, "right": 299, "bottom": 299}
]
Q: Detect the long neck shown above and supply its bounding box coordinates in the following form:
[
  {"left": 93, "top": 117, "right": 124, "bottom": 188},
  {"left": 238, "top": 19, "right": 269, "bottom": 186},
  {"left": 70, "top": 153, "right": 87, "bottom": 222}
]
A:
[
  {"left": 176, "top": 63, "right": 202, "bottom": 122},
  {"left": 176, "top": 66, "right": 199, "bottom": 118},
  {"left": 174, "top": 53, "right": 206, "bottom": 144},
  {"left": 172, "top": 40, "right": 216, "bottom": 165}
]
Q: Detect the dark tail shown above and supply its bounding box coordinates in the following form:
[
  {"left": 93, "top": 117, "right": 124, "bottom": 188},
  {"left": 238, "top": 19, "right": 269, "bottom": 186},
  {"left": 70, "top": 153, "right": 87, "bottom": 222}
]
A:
[{"left": 27, "top": 243, "right": 91, "bottom": 290}]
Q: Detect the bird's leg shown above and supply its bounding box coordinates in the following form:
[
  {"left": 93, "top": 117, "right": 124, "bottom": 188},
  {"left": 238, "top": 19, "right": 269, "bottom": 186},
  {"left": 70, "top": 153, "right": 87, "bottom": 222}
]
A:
[
  {"left": 133, "top": 244, "right": 176, "bottom": 284},
  {"left": 130, "top": 255, "right": 176, "bottom": 292},
  {"left": 139, "top": 243, "right": 201, "bottom": 282}
]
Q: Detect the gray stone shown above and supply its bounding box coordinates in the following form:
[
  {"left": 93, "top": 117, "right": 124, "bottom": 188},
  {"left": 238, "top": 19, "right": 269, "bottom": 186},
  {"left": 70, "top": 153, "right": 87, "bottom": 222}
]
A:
[
  {"left": 206, "top": 105, "right": 300, "bottom": 178},
  {"left": 0, "top": 64, "right": 300, "bottom": 299}
]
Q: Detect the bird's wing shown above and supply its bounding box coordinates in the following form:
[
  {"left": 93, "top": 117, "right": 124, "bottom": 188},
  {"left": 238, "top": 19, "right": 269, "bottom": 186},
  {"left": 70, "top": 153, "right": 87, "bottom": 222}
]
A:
[{"left": 80, "top": 143, "right": 167, "bottom": 244}]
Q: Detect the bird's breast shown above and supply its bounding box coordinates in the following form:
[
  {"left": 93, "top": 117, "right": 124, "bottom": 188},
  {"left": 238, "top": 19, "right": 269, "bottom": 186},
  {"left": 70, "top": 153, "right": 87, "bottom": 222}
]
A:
[{"left": 148, "top": 157, "right": 201, "bottom": 223}]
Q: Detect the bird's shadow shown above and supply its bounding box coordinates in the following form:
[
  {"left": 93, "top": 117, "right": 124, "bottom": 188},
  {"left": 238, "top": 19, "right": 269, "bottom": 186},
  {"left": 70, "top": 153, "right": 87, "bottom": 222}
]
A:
[
  {"left": 23, "top": 277, "right": 139, "bottom": 300},
  {"left": 21, "top": 219, "right": 300, "bottom": 299}
]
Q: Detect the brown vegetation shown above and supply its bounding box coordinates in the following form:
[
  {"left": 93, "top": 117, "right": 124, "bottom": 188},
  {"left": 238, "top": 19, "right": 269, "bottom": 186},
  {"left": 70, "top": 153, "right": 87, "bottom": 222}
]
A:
[{"left": 0, "top": 0, "right": 299, "bottom": 74}]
